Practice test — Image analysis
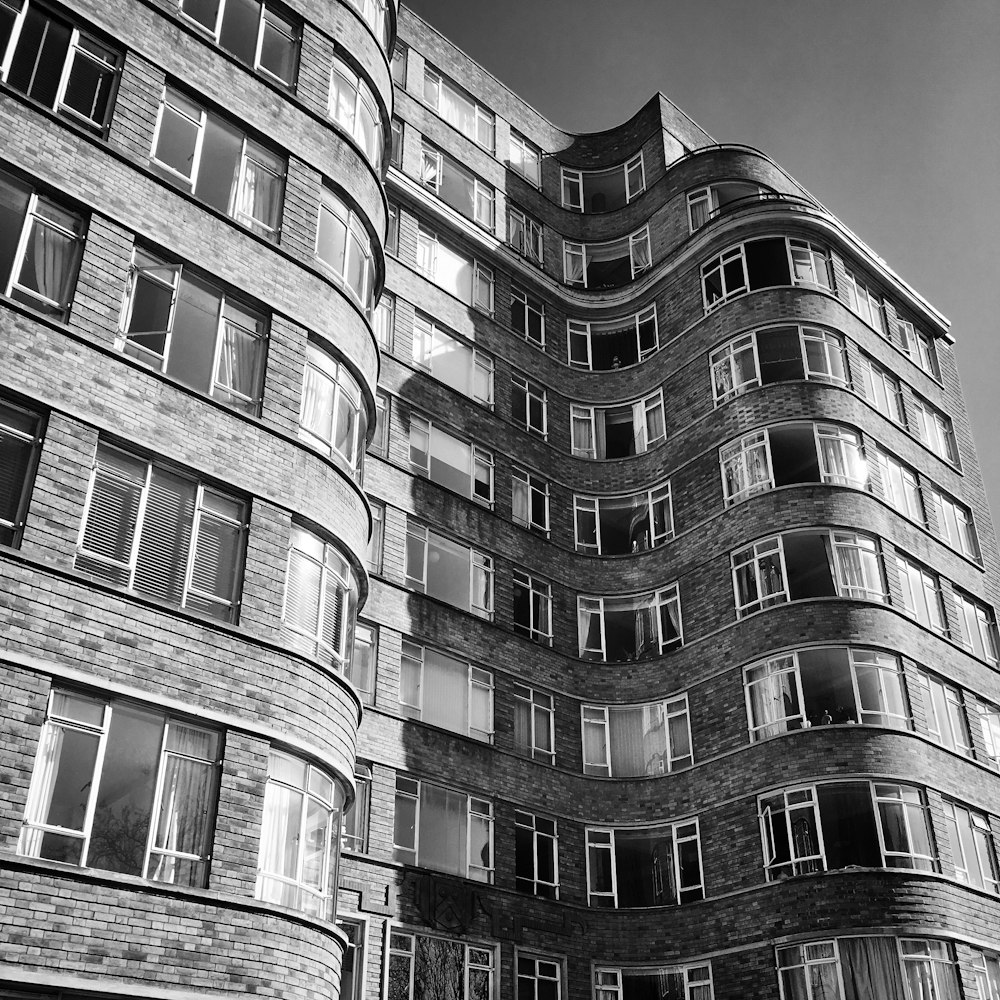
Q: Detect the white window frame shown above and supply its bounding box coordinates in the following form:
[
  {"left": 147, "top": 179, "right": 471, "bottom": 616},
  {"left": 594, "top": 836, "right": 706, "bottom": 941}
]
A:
[
  {"left": 582, "top": 695, "right": 692, "bottom": 777},
  {"left": 687, "top": 181, "right": 767, "bottom": 231},
  {"left": 873, "top": 448, "right": 923, "bottom": 524},
  {"left": 408, "top": 414, "right": 493, "bottom": 506},
  {"left": 567, "top": 304, "right": 659, "bottom": 371},
  {"left": 507, "top": 204, "right": 543, "bottom": 264},
  {"left": 595, "top": 965, "right": 713, "bottom": 1000},
  {"left": 952, "top": 590, "right": 1000, "bottom": 665},
  {"left": 560, "top": 153, "right": 646, "bottom": 212},
  {"left": 842, "top": 268, "right": 886, "bottom": 334},
  {"left": 419, "top": 139, "right": 494, "bottom": 229},
  {"left": 316, "top": 186, "right": 375, "bottom": 317},
  {"left": 912, "top": 396, "right": 958, "bottom": 465},
  {"left": 330, "top": 56, "right": 383, "bottom": 169},
  {"left": 577, "top": 585, "right": 682, "bottom": 661},
  {"left": 573, "top": 483, "right": 673, "bottom": 555},
  {"left": 562, "top": 225, "right": 651, "bottom": 287},
  {"left": 856, "top": 353, "right": 906, "bottom": 426},
  {"left": 512, "top": 683, "right": 555, "bottom": 763},
  {"left": 404, "top": 522, "right": 494, "bottom": 619},
  {"left": 511, "top": 285, "right": 545, "bottom": 347},
  {"left": 387, "top": 930, "right": 496, "bottom": 1000},
  {"left": 422, "top": 64, "right": 495, "bottom": 152},
  {"left": 508, "top": 131, "right": 541, "bottom": 187},
  {"left": 512, "top": 374, "right": 548, "bottom": 437},
  {"left": 411, "top": 313, "right": 494, "bottom": 406},
  {"left": 924, "top": 486, "right": 979, "bottom": 560},
  {"left": 513, "top": 569, "right": 553, "bottom": 644},
  {"left": 514, "top": 813, "right": 559, "bottom": 899},
  {"left": 512, "top": 468, "right": 550, "bottom": 534},
  {"left": 894, "top": 554, "right": 947, "bottom": 635},
  {"left": 299, "top": 342, "right": 366, "bottom": 476}
]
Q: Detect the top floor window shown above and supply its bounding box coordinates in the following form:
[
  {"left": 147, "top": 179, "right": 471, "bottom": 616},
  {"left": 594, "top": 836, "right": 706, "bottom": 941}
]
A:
[
  {"left": 420, "top": 139, "right": 493, "bottom": 229},
  {"left": 687, "top": 181, "right": 769, "bottom": 230},
  {"left": 343, "top": 0, "right": 389, "bottom": 49},
  {"left": 508, "top": 131, "right": 541, "bottom": 187},
  {"left": 178, "top": 0, "right": 298, "bottom": 87},
  {"left": 568, "top": 305, "right": 657, "bottom": 371},
  {"left": 0, "top": 397, "right": 43, "bottom": 547},
  {"left": 150, "top": 86, "right": 284, "bottom": 240},
  {"left": 317, "top": 186, "right": 376, "bottom": 317},
  {"left": 561, "top": 154, "right": 645, "bottom": 213},
  {"left": 2, "top": 1, "right": 122, "bottom": 131},
  {"left": 330, "top": 57, "right": 383, "bottom": 169},
  {"left": 564, "top": 226, "right": 650, "bottom": 289},
  {"left": 416, "top": 224, "right": 493, "bottom": 312},
  {"left": 423, "top": 64, "right": 494, "bottom": 152},
  {"left": 896, "top": 317, "right": 940, "bottom": 378}
]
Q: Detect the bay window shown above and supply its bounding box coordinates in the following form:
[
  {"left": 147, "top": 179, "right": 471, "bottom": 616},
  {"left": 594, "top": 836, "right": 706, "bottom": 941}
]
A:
[
  {"left": 515, "top": 811, "right": 559, "bottom": 898},
  {"left": 595, "top": 965, "right": 713, "bottom": 1000},
  {"left": 388, "top": 932, "right": 494, "bottom": 1000},
  {"left": 687, "top": 181, "right": 768, "bottom": 230},
  {"left": 256, "top": 749, "right": 344, "bottom": 917},
  {"left": 512, "top": 375, "right": 547, "bottom": 437},
  {"left": 423, "top": 64, "right": 494, "bottom": 151},
  {"left": 20, "top": 689, "right": 220, "bottom": 886},
  {"left": 513, "top": 683, "right": 555, "bottom": 763},
  {"left": 416, "top": 224, "right": 493, "bottom": 311},
  {"left": 587, "top": 820, "right": 703, "bottom": 907},
  {"left": 512, "top": 468, "right": 549, "bottom": 534},
  {"left": 399, "top": 640, "right": 493, "bottom": 742},
  {"left": 582, "top": 695, "right": 692, "bottom": 777},
  {"left": 511, "top": 285, "right": 545, "bottom": 346},
  {"left": 564, "top": 226, "right": 650, "bottom": 288},
  {"left": 509, "top": 131, "right": 541, "bottom": 186},
  {"left": 316, "top": 186, "right": 376, "bottom": 317},
  {"left": 578, "top": 585, "right": 682, "bottom": 661},
  {"left": 513, "top": 569, "right": 552, "bottom": 644},
  {"left": 150, "top": 87, "right": 284, "bottom": 239},
  {"left": 76, "top": 444, "right": 247, "bottom": 620},
  {"left": 507, "top": 205, "right": 543, "bottom": 264},
  {"left": 119, "top": 248, "right": 267, "bottom": 413},
  {"left": 409, "top": 414, "right": 492, "bottom": 504},
  {"left": 330, "top": 57, "right": 383, "bottom": 168},
  {"left": 568, "top": 305, "right": 658, "bottom": 370},
  {"left": 893, "top": 554, "right": 947, "bottom": 635},
  {"left": 952, "top": 590, "right": 1000, "bottom": 665},
  {"left": 404, "top": 522, "right": 493, "bottom": 617},
  {"left": 420, "top": 140, "right": 494, "bottom": 229},
  {"left": 412, "top": 314, "right": 493, "bottom": 404},
  {"left": 561, "top": 153, "right": 645, "bottom": 213},
  {"left": 392, "top": 775, "right": 492, "bottom": 881},
  {"left": 570, "top": 390, "right": 665, "bottom": 460},
  {"left": 574, "top": 483, "right": 673, "bottom": 555},
  {"left": 0, "top": 396, "right": 43, "bottom": 547}
]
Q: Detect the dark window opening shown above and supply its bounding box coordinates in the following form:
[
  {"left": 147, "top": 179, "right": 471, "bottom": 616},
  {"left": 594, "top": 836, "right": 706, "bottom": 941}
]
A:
[{"left": 746, "top": 237, "right": 791, "bottom": 290}]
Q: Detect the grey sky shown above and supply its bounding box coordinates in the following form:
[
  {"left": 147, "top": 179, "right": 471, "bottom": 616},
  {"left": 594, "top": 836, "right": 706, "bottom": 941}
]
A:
[{"left": 403, "top": 0, "right": 1000, "bottom": 523}]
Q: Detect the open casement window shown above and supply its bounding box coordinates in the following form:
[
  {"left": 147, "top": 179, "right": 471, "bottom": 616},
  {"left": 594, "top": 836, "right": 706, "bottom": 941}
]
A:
[
  {"left": 560, "top": 153, "right": 645, "bottom": 213},
  {"left": 512, "top": 468, "right": 549, "bottom": 534},
  {"left": 595, "top": 965, "right": 713, "bottom": 1000},
  {"left": 577, "top": 585, "right": 682, "bottom": 662},
  {"left": 759, "top": 781, "right": 936, "bottom": 880},
  {"left": 514, "top": 812, "right": 559, "bottom": 898},
  {"left": 20, "top": 689, "right": 221, "bottom": 886},
  {"left": 412, "top": 313, "right": 494, "bottom": 405},
  {"left": 512, "top": 375, "right": 547, "bottom": 437},
  {"left": 330, "top": 56, "right": 383, "bottom": 168},
  {"left": 118, "top": 249, "right": 267, "bottom": 414},
  {"left": 701, "top": 235, "right": 832, "bottom": 312},
  {"left": 952, "top": 590, "right": 1000, "bottom": 665},
  {"left": 570, "top": 391, "right": 665, "bottom": 460},
  {"left": 710, "top": 326, "right": 849, "bottom": 404},
  {"left": 2, "top": 1, "right": 122, "bottom": 129},
  {"left": 404, "top": 522, "right": 493, "bottom": 618},
  {"left": 508, "top": 131, "right": 541, "bottom": 187},
  {"left": 872, "top": 448, "right": 923, "bottom": 524},
  {"left": 733, "top": 531, "right": 885, "bottom": 617},
  {"left": 399, "top": 640, "right": 493, "bottom": 742},
  {"left": 75, "top": 444, "right": 246, "bottom": 620},
  {"left": 512, "top": 683, "right": 555, "bottom": 763},
  {"left": 150, "top": 87, "right": 285, "bottom": 239},
  {"left": 687, "top": 181, "right": 769, "bottom": 231},
  {"left": 0, "top": 168, "right": 85, "bottom": 319},
  {"left": 256, "top": 749, "right": 344, "bottom": 917},
  {"left": 316, "top": 186, "right": 376, "bottom": 317},
  {"left": 911, "top": 396, "right": 959, "bottom": 465},
  {"left": 511, "top": 286, "right": 545, "bottom": 347},
  {"left": 507, "top": 205, "right": 543, "bottom": 264},
  {"left": 178, "top": 0, "right": 299, "bottom": 87},
  {"left": 281, "top": 524, "right": 358, "bottom": 669},
  {"left": 347, "top": 622, "right": 376, "bottom": 705},
  {"left": 842, "top": 269, "right": 886, "bottom": 334},
  {"left": 574, "top": 483, "right": 673, "bottom": 555},
  {"left": 420, "top": 140, "right": 494, "bottom": 229},
  {"left": 568, "top": 305, "right": 658, "bottom": 371},
  {"left": 586, "top": 820, "right": 703, "bottom": 908},
  {"left": 341, "top": 764, "right": 371, "bottom": 853},
  {"left": 388, "top": 932, "right": 495, "bottom": 1000},
  {"left": 923, "top": 485, "right": 979, "bottom": 560},
  {"left": 392, "top": 775, "right": 493, "bottom": 881},
  {"left": 855, "top": 353, "right": 907, "bottom": 426},
  {"left": 896, "top": 317, "right": 941, "bottom": 379},
  {"left": 916, "top": 670, "right": 972, "bottom": 756},
  {"left": 422, "top": 62, "right": 494, "bottom": 149},
  {"left": 563, "top": 225, "right": 651, "bottom": 288},
  {"left": 745, "top": 647, "right": 910, "bottom": 740},
  {"left": 893, "top": 554, "right": 948, "bottom": 636},
  {"left": 582, "top": 696, "right": 692, "bottom": 777},
  {"left": 415, "top": 224, "right": 493, "bottom": 312},
  {"left": 408, "top": 414, "right": 492, "bottom": 505},
  {"left": 0, "top": 397, "right": 43, "bottom": 547},
  {"left": 943, "top": 800, "right": 1000, "bottom": 893},
  {"left": 513, "top": 570, "right": 553, "bottom": 644}
]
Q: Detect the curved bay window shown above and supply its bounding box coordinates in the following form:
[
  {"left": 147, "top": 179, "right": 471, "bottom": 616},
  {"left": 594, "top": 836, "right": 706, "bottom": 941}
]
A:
[
  {"left": 578, "top": 585, "right": 681, "bottom": 662},
  {"left": 574, "top": 484, "right": 673, "bottom": 555},
  {"left": 330, "top": 57, "right": 384, "bottom": 169},
  {"left": 568, "top": 305, "right": 657, "bottom": 370},
  {"left": 561, "top": 154, "right": 645, "bottom": 213},
  {"left": 316, "top": 187, "right": 376, "bottom": 318},
  {"left": 563, "top": 226, "right": 651, "bottom": 289},
  {"left": 582, "top": 695, "right": 692, "bottom": 777}
]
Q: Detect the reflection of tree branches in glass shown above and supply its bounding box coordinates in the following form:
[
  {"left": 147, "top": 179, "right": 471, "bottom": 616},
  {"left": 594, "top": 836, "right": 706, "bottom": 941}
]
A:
[
  {"left": 415, "top": 937, "right": 464, "bottom": 1000},
  {"left": 87, "top": 805, "right": 149, "bottom": 875}
]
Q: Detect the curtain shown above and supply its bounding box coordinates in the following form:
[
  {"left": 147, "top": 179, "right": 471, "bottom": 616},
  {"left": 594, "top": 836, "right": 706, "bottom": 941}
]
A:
[
  {"left": 216, "top": 318, "right": 259, "bottom": 409},
  {"left": 20, "top": 723, "right": 66, "bottom": 856},
  {"left": 578, "top": 601, "right": 603, "bottom": 657},
  {"left": 256, "top": 783, "right": 302, "bottom": 907},
  {"left": 842, "top": 938, "right": 906, "bottom": 1000},
  {"left": 749, "top": 668, "right": 796, "bottom": 737},
  {"left": 420, "top": 150, "right": 439, "bottom": 188},
  {"left": 30, "top": 219, "right": 75, "bottom": 306},
  {"left": 565, "top": 244, "right": 585, "bottom": 283},
  {"left": 149, "top": 752, "right": 214, "bottom": 885},
  {"left": 300, "top": 363, "right": 334, "bottom": 442},
  {"left": 713, "top": 358, "right": 734, "bottom": 398},
  {"left": 607, "top": 707, "right": 647, "bottom": 777},
  {"left": 630, "top": 232, "right": 651, "bottom": 273},
  {"left": 582, "top": 714, "right": 607, "bottom": 771},
  {"left": 689, "top": 199, "right": 709, "bottom": 230},
  {"left": 572, "top": 410, "right": 595, "bottom": 458},
  {"left": 512, "top": 479, "right": 529, "bottom": 526}
]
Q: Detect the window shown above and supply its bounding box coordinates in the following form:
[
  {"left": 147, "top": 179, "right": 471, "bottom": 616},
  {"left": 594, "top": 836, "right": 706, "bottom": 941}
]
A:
[
  {"left": 343, "top": 0, "right": 389, "bottom": 49},
  {"left": 512, "top": 468, "right": 549, "bottom": 534},
  {"left": 400, "top": 640, "right": 492, "bottom": 742},
  {"left": 899, "top": 940, "right": 964, "bottom": 1000},
  {"left": 0, "top": 167, "right": 85, "bottom": 319},
  {"left": 281, "top": 524, "right": 358, "bottom": 668},
  {"left": 924, "top": 485, "right": 978, "bottom": 559},
  {"left": 422, "top": 64, "right": 494, "bottom": 151},
  {"left": 370, "top": 391, "right": 389, "bottom": 457},
  {"left": 568, "top": 305, "right": 658, "bottom": 371},
  {"left": 720, "top": 423, "right": 866, "bottom": 505},
  {"left": 1, "top": 2, "right": 122, "bottom": 129},
  {"left": 374, "top": 291, "right": 394, "bottom": 350},
  {"left": 20, "top": 689, "right": 220, "bottom": 885},
  {"left": 389, "top": 117, "right": 403, "bottom": 168},
  {"left": 404, "top": 522, "right": 493, "bottom": 618},
  {"left": 896, "top": 318, "right": 940, "bottom": 378},
  {"left": 746, "top": 647, "right": 909, "bottom": 740},
  {"left": 687, "top": 181, "right": 767, "bottom": 230},
  {"left": 150, "top": 87, "right": 284, "bottom": 239},
  {"left": 873, "top": 449, "right": 923, "bottom": 524},
  {"left": 385, "top": 202, "right": 399, "bottom": 255},
  {"left": 972, "top": 948, "right": 1000, "bottom": 1000},
  {"left": 0, "top": 397, "right": 43, "bottom": 546},
  {"left": 952, "top": 590, "right": 1000, "bottom": 665},
  {"left": 390, "top": 44, "right": 406, "bottom": 86},
  {"left": 702, "top": 236, "right": 831, "bottom": 312},
  {"left": 256, "top": 749, "right": 344, "bottom": 917},
  {"left": 759, "top": 781, "right": 936, "bottom": 879},
  {"left": 416, "top": 224, "right": 493, "bottom": 311},
  {"left": 118, "top": 248, "right": 267, "bottom": 414},
  {"left": 570, "top": 391, "right": 665, "bottom": 460},
  {"left": 512, "top": 375, "right": 547, "bottom": 437},
  {"left": 76, "top": 444, "right": 247, "bottom": 620},
  {"left": 894, "top": 554, "right": 947, "bottom": 635},
  {"left": 586, "top": 820, "right": 703, "bottom": 907},
  {"left": 420, "top": 140, "right": 494, "bottom": 229},
  {"left": 595, "top": 965, "right": 713, "bottom": 1000},
  {"left": 513, "top": 683, "right": 555, "bottom": 763},
  {"left": 979, "top": 703, "right": 1000, "bottom": 771},
  {"left": 912, "top": 396, "right": 958, "bottom": 464},
  {"left": 582, "top": 696, "right": 692, "bottom": 777},
  {"left": 509, "top": 131, "right": 541, "bottom": 186},
  {"left": 518, "top": 956, "right": 561, "bottom": 1000},
  {"left": 367, "top": 501, "right": 383, "bottom": 573},
  {"left": 918, "top": 668, "right": 972, "bottom": 755},
  {"left": 412, "top": 314, "right": 493, "bottom": 405},
  {"left": 561, "top": 154, "right": 645, "bottom": 213},
  {"left": 348, "top": 622, "right": 376, "bottom": 706},
  {"left": 856, "top": 353, "right": 906, "bottom": 425},
  {"left": 330, "top": 57, "right": 382, "bottom": 168},
  {"left": 299, "top": 343, "right": 368, "bottom": 479},
  {"left": 507, "top": 205, "right": 543, "bottom": 264},
  {"left": 342, "top": 764, "right": 371, "bottom": 853},
  {"left": 388, "top": 932, "right": 494, "bottom": 1000},
  {"left": 578, "top": 585, "right": 682, "bottom": 661},
  {"left": 515, "top": 812, "right": 558, "bottom": 898},
  {"left": 511, "top": 286, "right": 545, "bottom": 347},
  {"left": 574, "top": 484, "right": 673, "bottom": 555},
  {"left": 776, "top": 941, "right": 840, "bottom": 1000},
  {"left": 339, "top": 915, "right": 367, "bottom": 1000},
  {"left": 409, "top": 415, "right": 492, "bottom": 504},
  {"left": 178, "top": 0, "right": 297, "bottom": 87},
  {"left": 317, "top": 186, "right": 376, "bottom": 317},
  {"left": 710, "top": 326, "right": 848, "bottom": 404},
  {"left": 393, "top": 775, "right": 492, "bottom": 881},
  {"left": 513, "top": 570, "right": 552, "bottom": 644},
  {"left": 943, "top": 800, "right": 999, "bottom": 892},
  {"left": 732, "top": 531, "right": 885, "bottom": 617},
  {"left": 564, "top": 226, "right": 651, "bottom": 288},
  {"left": 842, "top": 269, "right": 885, "bottom": 333}
]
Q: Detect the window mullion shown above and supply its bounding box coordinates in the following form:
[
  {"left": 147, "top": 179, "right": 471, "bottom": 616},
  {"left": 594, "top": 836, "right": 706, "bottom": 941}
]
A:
[{"left": 78, "top": 702, "right": 113, "bottom": 868}]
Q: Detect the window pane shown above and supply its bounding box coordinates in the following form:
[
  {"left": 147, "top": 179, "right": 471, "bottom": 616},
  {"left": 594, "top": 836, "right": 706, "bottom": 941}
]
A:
[
  {"left": 195, "top": 115, "right": 244, "bottom": 212},
  {"left": 218, "top": 0, "right": 260, "bottom": 65},
  {"left": 166, "top": 272, "right": 222, "bottom": 394}
]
